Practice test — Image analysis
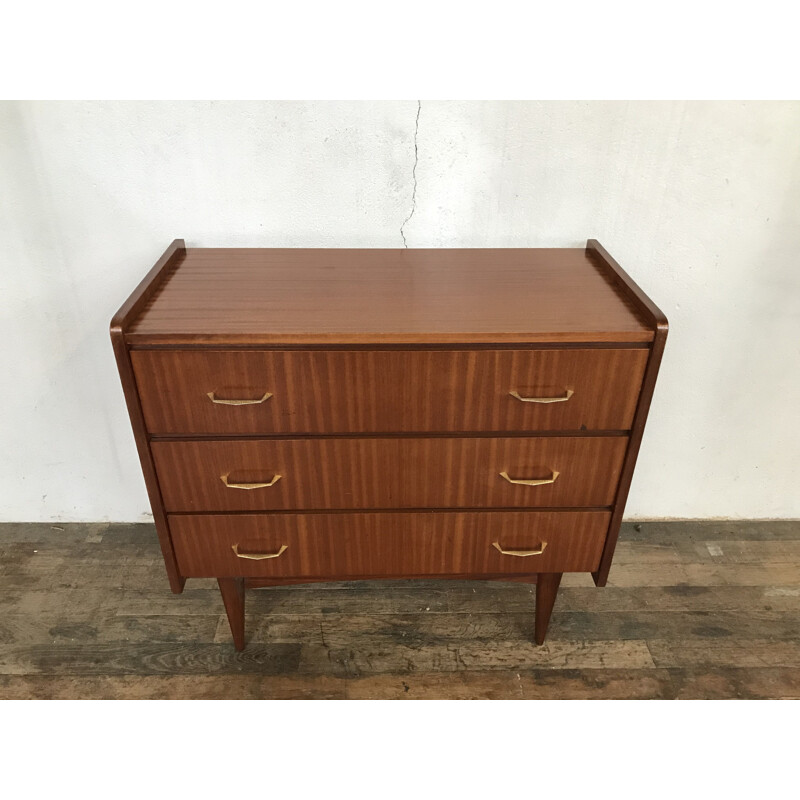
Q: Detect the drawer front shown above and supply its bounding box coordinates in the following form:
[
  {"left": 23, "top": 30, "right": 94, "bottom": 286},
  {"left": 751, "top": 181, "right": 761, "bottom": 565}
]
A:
[
  {"left": 132, "top": 349, "right": 647, "bottom": 434},
  {"left": 169, "top": 511, "right": 611, "bottom": 578},
  {"left": 153, "top": 436, "right": 627, "bottom": 512}
]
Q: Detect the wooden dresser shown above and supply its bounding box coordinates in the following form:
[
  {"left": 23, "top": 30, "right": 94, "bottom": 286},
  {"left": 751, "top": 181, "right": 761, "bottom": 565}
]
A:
[{"left": 111, "top": 241, "right": 667, "bottom": 650}]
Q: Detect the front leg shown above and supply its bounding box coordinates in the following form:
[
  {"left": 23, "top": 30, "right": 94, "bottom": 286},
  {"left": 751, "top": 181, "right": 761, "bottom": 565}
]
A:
[
  {"left": 218, "top": 578, "right": 246, "bottom": 651},
  {"left": 535, "top": 572, "right": 563, "bottom": 645}
]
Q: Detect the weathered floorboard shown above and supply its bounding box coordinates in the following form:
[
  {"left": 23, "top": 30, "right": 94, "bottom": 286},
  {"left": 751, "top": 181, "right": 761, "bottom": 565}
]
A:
[{"left": 2, "top": 667, "right": 798, "bottom": 700}]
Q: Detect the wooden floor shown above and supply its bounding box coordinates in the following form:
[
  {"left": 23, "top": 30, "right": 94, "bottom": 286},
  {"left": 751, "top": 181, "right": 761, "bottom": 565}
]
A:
[{"left": 1, "top": 521, "right": 799, "bottom": 699}]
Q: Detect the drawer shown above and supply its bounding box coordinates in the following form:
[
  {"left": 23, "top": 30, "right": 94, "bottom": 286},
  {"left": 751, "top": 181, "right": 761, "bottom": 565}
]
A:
[
  {"left": 169, "top": 511, "right": 611, "bottom": 578},
  {"left": 132, "top": 348, "right": 647, "bottom": 434},
  {"left": 152, "top": 436, "right": 627, "bottom": 512}
]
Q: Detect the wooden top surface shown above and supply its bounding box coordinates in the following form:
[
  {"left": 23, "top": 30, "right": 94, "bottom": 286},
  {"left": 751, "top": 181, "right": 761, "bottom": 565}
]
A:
[{"left": 126, "top": 247, "right": 654, "bottom": 344}]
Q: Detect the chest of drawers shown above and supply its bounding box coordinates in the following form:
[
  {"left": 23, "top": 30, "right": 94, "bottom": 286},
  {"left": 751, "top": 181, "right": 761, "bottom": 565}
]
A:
[{"left": 111, "top": 240, "right": 666, "bottom": 650}]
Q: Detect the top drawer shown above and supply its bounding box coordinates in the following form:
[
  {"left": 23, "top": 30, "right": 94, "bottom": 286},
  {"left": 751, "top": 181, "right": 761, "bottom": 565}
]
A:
[{"left": 131, "top": 348, "right": 648, "bottom": 435}]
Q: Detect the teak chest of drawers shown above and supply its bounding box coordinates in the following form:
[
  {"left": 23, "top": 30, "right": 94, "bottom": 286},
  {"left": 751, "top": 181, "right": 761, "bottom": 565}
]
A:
[{"left": 111, "top": 240, "right": 667, "bottom": 650}]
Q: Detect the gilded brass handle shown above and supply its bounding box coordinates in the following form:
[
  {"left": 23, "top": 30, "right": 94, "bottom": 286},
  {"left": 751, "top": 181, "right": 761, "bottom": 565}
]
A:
[
  {"left": 499, "top": 470, "right": 559, "bottom": 486},
  {"left": 231, "top": 543, "right": 288, "bottom": 560},
  {"left": 221, "top": 473, "right": 282, "bottom": 490},
  {"left": 207, "top": 391, "right": 273, "bottom": 406},
  {"left": 509, "top": 389, "right": 573, "bottom": 404},
  {"left": 492, "top": 541, "right": 548, "bottom": 557}
]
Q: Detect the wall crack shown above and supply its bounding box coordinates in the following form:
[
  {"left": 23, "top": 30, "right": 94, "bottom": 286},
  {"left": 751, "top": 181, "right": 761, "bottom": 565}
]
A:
[{"left": 400, "top": 100, "right": 421, "bottom": 248}]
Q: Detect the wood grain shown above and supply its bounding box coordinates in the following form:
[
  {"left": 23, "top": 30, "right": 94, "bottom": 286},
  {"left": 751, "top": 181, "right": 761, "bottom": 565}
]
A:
[
  {"left": 110, "top": 240, "right": 187, "bottom": 593},
  {"left": 218, "top": 578, "right": 245, "bottom": 651},
  {"left": 4, "top": 669, "right": 799, "bottom": 700},
  {"left": 0, "top": 643, "right": 302, "bottom": 676},
  {"left": 535, "top": 573, "right": 563, "bottom": 644},
  {"left": 587, "top": 239, "right": 669, "bottom": 585},
  {"left": 152, "top": 436, "right": 627, "bottom": 511},
  {"left": 0, "top": 675, "right": 348, "bottom": 700},
  {"left": 110, "top": 239, "right": 186, "bottom": 334},
  {"left": 297, "top": 639, "right": 656, "bottom": 676},
  {"left": 168, "top": 511, "right": 611, "bottom": 578},
  {"left": 125, "top": 248, "right": 653, "bottom": 345},
  {"left": 646, "top": 639, "right": 800, "bottom": 669},
  {"left": 229, "top": 608, "right": 800, "bottom": 645},
  {"left": 131, "top": 348, "right": 648, "bottom": 435}
]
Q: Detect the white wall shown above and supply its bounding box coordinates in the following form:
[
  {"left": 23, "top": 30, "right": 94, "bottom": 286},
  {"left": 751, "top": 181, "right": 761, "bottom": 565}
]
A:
[{"left": 1, "top": 100, "right": 798, "bottom": 521}]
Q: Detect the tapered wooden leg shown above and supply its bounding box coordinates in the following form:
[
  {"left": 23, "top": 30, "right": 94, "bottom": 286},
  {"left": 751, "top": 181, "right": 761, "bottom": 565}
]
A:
[
  {"left": 535, "top": 572, "right": 563, "bottom": 645},
  {"left": 218, "top": 578, "right": 246, "bottom": 651}
]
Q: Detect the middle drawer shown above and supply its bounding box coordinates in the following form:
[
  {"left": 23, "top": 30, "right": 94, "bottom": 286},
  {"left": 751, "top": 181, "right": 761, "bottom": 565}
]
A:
[{"left": 152, "top": 436, "right": 627, "bottom": 512}]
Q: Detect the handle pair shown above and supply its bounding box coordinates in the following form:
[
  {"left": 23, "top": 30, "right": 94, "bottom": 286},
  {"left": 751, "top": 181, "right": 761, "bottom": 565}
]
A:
[
  {"left": 230, "top": 541, "right": 548, "bottom": 560},
  {"left": 220, "top": 472, "right": 557, "bottom": 490},
  {"left": 208, "top": 390, "right": 573, "bottom": 406}
]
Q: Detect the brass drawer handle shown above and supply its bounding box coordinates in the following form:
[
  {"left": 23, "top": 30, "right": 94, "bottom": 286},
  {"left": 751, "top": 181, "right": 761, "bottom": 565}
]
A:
[
  {"left": 499, "top": 470, "right": 559, "bottom": 486},
  {"left": 492, "top": 541, "right": 548, "bottom": 557},
  {"left": 221, "top": 473, "right": 282, "bottom": 490},
  {"left": 509, "top": 389, "right": 573, "bottom": 404},
  {"left": 232, "top": 543, "right": 288, "bottom": 560},
  {"left": 207, "top": 391, "right": 273, "bottom": 406}
]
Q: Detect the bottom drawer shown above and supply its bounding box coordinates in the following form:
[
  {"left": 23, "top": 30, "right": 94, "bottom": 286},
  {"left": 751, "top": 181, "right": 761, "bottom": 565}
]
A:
[{"left": 169, "top": 512, "right": 610, "bottom": 578}]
